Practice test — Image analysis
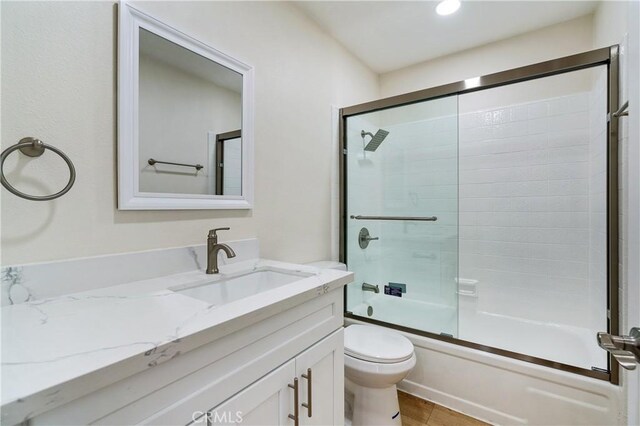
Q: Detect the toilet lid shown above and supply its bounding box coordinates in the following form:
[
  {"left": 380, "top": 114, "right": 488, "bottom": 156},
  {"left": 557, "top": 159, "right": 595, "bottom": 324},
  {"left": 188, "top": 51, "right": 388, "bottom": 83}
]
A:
[{"left": 344, "top": 325, "right": 414, "bottom": 363}]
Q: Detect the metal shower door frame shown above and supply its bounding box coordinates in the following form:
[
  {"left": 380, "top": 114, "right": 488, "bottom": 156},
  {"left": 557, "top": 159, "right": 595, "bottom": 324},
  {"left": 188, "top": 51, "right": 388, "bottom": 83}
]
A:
[{"left": 339, "top": 45, "right": 621, "bottom": 384}]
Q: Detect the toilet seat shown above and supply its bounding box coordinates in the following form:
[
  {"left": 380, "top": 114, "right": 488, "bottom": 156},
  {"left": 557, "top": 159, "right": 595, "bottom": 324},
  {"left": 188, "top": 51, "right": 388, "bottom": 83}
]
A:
[{"left": 344, "top": 324, "right": 414, "bottom": 364}]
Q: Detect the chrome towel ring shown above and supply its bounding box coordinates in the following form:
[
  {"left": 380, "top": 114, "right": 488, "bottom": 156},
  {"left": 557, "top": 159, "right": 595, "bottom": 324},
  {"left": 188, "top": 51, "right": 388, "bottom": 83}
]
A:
[{"left": 1, "top": 137, "right": 76, "bottom": 201}]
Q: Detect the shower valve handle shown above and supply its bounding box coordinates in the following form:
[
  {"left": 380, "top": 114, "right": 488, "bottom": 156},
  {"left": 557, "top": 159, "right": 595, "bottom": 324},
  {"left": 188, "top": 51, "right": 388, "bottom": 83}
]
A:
[{"left": 358, "top": 227, "right": 378, "bottom": 249}]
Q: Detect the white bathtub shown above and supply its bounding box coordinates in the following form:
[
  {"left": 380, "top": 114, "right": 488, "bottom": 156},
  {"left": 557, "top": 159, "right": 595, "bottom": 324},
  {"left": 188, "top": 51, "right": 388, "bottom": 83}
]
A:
[
  {"left": 352, "top": 294, "right": 606, "bottom": 370},
  {"left": 348, "top": 295, "right": 623, "bottom": 425}
]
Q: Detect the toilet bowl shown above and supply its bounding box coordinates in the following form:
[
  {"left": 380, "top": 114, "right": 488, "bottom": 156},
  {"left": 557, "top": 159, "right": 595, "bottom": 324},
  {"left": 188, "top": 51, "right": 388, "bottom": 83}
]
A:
[
  {"left": 304, "top": 262, "right": 416, "bottom": 425},
  {"left": 344, "top": 324, "right": 416, "bottom": 426}
]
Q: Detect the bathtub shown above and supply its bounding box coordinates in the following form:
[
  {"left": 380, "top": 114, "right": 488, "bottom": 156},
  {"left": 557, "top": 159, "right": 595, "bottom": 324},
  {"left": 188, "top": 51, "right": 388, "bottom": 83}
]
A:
[
  {"left": 351, "top": 294, "right": 606, "bottom": 371},
  {"left": 348, "top": 295, "right": 623, "bottom": 425}
]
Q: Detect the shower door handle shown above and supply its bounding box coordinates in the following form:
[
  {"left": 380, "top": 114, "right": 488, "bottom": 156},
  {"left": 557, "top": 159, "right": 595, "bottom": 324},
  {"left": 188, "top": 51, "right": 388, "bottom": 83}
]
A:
[{"left": 597, "top": 327, "right": 640, "bottom": 370}]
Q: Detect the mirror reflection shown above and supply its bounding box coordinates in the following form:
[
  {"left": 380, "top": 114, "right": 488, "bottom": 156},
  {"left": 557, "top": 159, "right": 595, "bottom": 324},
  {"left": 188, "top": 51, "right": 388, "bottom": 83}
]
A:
[{"left": 138, "top": 28, "right": 243, "bottom": 196}]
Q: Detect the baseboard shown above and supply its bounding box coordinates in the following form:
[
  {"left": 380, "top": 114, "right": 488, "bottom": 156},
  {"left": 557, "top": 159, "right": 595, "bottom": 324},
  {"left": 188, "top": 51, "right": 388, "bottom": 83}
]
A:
[{"left": 398, "top": 379, "right": 525, "bottom": 426}]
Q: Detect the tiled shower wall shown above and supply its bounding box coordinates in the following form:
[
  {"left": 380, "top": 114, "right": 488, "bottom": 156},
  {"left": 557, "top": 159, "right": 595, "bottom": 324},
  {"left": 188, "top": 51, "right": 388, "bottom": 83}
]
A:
[
  {"left": 588, "top": 72, "right": 609, "bottom": 332},
  {"left": 458, "top": 79, "right": 607, "bottom": 331},
  {"left": 346, "top": 115, "right": 384, "bottom": 310},
  {"left": 377, "top": 111, "right": 458, "bottom": 309},
  {"left": 346, "top": 100, "right": 458, "bottom": 322}
]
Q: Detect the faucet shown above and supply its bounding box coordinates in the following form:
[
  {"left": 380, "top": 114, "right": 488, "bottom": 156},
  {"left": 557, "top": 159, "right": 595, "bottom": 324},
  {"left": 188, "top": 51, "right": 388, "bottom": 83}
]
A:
[
  {"left": 362, "top": 282, "right": 380, "bottom": 293},
  {"left": 206, "top": 227, "right": 236, "bottom": 274}
]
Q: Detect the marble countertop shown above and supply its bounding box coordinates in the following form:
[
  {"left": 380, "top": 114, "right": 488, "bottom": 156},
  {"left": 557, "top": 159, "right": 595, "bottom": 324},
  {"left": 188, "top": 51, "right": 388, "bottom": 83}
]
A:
[{"left": 1, "top": 259, "right": 353, "bottom": 424}]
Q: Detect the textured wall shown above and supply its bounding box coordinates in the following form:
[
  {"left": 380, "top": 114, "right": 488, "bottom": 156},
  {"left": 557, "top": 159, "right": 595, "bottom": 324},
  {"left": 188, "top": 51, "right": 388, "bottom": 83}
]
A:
[{"left": 0, "top": 1, "right": 379, "bottom": 265}]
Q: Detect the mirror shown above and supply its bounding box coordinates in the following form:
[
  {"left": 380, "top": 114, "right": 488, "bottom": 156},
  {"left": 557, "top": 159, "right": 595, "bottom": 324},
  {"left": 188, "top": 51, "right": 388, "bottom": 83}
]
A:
[{"left": 118, "top": 2, "right": 254, "bottom": 209}]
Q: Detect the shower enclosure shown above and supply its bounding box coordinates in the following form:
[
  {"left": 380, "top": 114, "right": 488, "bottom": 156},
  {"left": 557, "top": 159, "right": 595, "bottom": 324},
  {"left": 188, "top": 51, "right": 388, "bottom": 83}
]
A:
[{"left": 340, "top": 46, "right": 621, "bottom": 383}]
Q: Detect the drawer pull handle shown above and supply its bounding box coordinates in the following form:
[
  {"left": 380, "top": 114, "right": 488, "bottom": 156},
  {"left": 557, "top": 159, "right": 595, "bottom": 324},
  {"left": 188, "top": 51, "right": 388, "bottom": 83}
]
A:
[
  {"left": 288, "top": 378, "right": 299, "bottom": 425},
  {"left": 301, "top": 368, "right": 312, "bottom": 417}
]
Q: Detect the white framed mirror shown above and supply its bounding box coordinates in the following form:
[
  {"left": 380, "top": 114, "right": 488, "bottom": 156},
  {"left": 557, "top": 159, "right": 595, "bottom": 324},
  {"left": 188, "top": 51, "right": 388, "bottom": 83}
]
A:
[{"left": 118, "top": 2, "right": 254, "bottom": 210}]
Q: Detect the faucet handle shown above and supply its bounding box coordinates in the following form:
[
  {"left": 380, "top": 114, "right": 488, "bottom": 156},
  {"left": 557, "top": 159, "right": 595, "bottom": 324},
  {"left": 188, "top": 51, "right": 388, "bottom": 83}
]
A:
[{"left": 208, "top": 227, "right": 230, "bottom": 238}]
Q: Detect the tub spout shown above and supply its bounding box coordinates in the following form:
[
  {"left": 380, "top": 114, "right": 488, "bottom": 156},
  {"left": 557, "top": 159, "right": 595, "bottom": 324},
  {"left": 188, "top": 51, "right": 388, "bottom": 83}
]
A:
[{"left": 362, "top": 282, "right": 379, "bottom": 293}]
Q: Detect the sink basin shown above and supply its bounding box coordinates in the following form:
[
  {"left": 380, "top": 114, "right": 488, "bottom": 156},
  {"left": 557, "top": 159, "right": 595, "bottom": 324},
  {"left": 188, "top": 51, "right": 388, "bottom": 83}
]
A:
[{"left": 170, "top": 268, "right": 312, "bottom": 305}]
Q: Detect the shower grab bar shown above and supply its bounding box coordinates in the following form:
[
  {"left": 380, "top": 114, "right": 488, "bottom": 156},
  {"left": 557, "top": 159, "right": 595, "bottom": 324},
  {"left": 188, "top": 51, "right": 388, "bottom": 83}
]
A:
[{"left": 350, "top": 215, "right": 437, "bottom": 222}]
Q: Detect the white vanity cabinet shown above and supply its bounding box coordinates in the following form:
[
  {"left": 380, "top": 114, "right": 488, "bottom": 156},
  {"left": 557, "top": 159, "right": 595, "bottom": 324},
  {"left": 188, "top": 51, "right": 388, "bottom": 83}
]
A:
[
  {"left": 294, "top": 330, "right": 344, "bottom": 426},
  {"left": 205, "top": 359, "right": 296, "bottom": 426},
  {"left": 29, "top": 288, "right": 345, "bottom": 426},
  {"left": 206, "top": 330, "right": 343, "bottom": 426}
]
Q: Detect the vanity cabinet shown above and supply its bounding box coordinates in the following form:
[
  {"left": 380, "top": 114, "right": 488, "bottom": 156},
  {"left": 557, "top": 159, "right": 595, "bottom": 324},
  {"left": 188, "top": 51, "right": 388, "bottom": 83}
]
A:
[
  {"left": 206, "top": 359, "right": 296, "bottom": 426},
  {"left": 206, "top": 330, "right": 343, "bottom": 426},
  {"left": 294, "top": 331, "right": 344, "bottom": 426},
  {"left": 29, "top": 289, "right": 345, "bottom": 426}
]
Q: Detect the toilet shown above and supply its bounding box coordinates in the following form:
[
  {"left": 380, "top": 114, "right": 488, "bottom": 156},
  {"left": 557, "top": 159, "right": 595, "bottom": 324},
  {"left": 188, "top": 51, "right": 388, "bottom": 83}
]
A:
[
  {"left": 344, "top": 325, "right": 416, "bottom": 426},
  {"left": 305, "top": 262, "right": 416, "bottom": 426}
]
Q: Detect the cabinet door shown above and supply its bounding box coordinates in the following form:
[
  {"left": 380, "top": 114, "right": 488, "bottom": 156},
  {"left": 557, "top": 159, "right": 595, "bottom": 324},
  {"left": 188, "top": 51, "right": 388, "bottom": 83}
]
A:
[
  {"left": 205, "top": 359, "right": 297, "bottom": 426},
  {"left": 296, "top": 329, "right": 344, "bottom": 426}
]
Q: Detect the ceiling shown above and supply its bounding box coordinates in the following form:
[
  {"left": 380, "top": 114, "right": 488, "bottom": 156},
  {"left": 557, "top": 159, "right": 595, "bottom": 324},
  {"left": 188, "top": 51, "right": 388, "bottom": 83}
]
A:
[{"left": 293, "top": 1, "right": 600, "bottom": 74}]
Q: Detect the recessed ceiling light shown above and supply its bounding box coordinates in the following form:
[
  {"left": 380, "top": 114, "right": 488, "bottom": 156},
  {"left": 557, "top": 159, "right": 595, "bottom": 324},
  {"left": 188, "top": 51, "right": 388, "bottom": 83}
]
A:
[{"left": 436, "top": 0, "right": 461, "bottom": 16}]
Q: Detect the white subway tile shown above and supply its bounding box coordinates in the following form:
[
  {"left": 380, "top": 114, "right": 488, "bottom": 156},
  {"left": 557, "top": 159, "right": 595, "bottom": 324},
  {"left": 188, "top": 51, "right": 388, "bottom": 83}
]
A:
[{"left": 528, "top": 101, "right": 549, "bottom": 119}]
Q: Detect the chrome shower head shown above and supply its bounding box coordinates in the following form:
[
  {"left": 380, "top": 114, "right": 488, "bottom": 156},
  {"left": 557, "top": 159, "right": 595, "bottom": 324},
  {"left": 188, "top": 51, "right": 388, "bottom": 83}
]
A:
[{"left": 361, "top": 129, "right": 390, "bottom": 152}]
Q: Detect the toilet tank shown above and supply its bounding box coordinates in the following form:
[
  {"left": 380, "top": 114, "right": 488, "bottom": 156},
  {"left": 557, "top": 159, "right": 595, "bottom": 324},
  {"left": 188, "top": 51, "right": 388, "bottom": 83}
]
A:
[{"left": 305, "top": 260, "right": 347, "bottom": 271}]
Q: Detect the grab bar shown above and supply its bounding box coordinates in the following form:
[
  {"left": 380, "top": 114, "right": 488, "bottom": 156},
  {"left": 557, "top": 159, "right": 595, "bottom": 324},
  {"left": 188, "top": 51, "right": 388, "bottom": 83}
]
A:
[
  {"left": 148, "top": 158, "right": 203, "bottom": 171},
  {"left": 350, "top": 215, "right": 437, "bottom": 222}
]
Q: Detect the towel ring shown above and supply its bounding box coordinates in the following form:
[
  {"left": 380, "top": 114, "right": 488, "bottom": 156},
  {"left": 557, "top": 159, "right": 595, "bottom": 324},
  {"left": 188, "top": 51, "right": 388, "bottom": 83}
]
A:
[{"left": 1, "top": 137, "right": 76, "bottom": 201}]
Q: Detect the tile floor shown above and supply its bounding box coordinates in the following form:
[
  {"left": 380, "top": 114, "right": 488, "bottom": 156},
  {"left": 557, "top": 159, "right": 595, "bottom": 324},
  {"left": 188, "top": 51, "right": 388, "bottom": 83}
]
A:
[{"left": 398, "top": 391, "right": 491, "bottom": 426}]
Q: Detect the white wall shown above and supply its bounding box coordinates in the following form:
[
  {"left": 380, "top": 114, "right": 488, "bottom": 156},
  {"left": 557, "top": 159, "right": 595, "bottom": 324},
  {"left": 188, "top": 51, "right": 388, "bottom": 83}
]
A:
[
  {"left": 0, "top": 1, "right": 379, "bottom": 266},
  {"left": 593, "top": 0, "right": 629, "bottom": 49},
  {"left": 380, "top": 15, "right": 594, "bottom": 98}
]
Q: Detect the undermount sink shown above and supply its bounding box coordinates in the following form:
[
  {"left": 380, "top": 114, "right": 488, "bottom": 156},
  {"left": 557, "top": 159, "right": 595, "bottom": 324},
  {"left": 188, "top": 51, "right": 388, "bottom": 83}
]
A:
[{"left": 170, "top": 268, "right": 313, "bottom": 305}]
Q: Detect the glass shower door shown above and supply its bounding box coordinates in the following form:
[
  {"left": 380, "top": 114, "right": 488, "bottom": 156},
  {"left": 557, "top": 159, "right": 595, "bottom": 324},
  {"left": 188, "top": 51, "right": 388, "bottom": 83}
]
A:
[{"left": 345, "top": 96, "right": 459, "bottom": 337}]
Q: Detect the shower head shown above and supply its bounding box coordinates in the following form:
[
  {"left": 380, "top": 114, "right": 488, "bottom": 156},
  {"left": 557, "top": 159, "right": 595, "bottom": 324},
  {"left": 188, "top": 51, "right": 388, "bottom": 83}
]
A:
[{"left": 361, "top": 129, "right": 390, "bottom": 152}]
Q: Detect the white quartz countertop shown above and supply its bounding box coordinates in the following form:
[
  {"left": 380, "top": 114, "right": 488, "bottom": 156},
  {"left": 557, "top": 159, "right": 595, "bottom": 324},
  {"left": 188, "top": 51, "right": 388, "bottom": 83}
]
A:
[{"left": 1, "top": 259, "right": 353, "bottom": 424}]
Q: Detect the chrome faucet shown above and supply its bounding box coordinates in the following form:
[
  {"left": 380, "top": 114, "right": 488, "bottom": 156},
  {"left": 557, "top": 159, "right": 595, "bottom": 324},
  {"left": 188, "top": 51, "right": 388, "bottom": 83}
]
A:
[{"left": 206, "top": 227, "right": 236, "bottom": 274}]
